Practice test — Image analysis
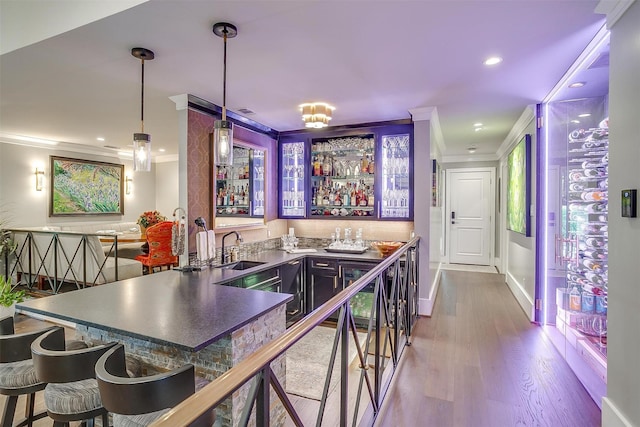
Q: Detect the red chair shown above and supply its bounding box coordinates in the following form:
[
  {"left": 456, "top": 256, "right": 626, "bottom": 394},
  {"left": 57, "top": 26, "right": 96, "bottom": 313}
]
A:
[{"left": 135, "top": 221, "right": 178, "bottom": 274}]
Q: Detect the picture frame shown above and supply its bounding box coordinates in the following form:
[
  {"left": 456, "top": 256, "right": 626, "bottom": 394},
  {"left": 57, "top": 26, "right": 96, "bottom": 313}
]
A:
[
  {"left": 506, "top": 134, "right": 531, "bottom": 236},
  {"left": 50, "top": 156, "right": 124, "bottom": 216}
]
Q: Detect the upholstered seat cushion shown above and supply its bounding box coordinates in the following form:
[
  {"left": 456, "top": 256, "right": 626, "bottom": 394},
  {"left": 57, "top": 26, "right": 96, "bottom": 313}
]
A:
[
  {"left": 112, "top": 409, "right": 170, "bottom": 427},
  {"left": 44, "top": 378, "right": 102, "bottom": 415},
  {"left": 0, "top": 359, "right": 41, "bottom": 389}
]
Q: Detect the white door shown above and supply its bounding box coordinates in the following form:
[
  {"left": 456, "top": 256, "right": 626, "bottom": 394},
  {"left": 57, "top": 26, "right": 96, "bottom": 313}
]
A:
[{"left": 447, "top": 168, "right": 494, "bottom": 265}]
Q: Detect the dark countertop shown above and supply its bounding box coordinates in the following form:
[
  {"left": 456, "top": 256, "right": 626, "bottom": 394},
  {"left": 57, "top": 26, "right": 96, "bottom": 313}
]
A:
[
  {"left": 17, "top": 270, "right": 292, "bottom": 352},
  {"left": 16, "top": 248, "right": 383, "bottom": 352}
]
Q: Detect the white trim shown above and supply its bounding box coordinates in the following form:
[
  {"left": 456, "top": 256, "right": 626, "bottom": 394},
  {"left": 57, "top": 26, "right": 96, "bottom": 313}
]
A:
[
  {"left": 542, "top": 25, "right": 610, "bottom": 104},
  {"left": 445, "top": 167, "right": 496, "bottom": 267},
  {"left": 441, "top": 153, "right": 498, "bottom": 163},
  {"left": 418, "top": 263, "right": 441, "bottom": 316},
  {"left": 155, "top": 154, "right": 179, "bottom": 163},
  {"left": 496, "top": 106, "right": 536, "bottom": 160},
  {"left": 494, "top": 256, "right": 502, "bottom": 273},
  {"left": 409, "top": 106, "right": 446, "bottom": 157},
  {"left": 408, "top": 106, "right": 435, "bottom": 122},
  {"left": 595, "top": 0, "right": 636, "bottom": 28},
  {"left": 169, "top": 93, "right": 189, "bottom": 110},
  {"left": 602, "top": 397, "right": 634, "bottom": 427},
  {"left": 505, "top": 271, "right": 534, "bottom": 321}
]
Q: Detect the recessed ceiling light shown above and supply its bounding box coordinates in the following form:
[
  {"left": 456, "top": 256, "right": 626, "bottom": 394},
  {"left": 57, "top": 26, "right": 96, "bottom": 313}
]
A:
[
  {"left": 158, "top": 148, "right": 166, "bottom": 152},
  {"left": 570, "top": 120, "right": 580, "bottom": 124},
  {"left": 468, "top": 146, "right": 477, "bottom": 153},
  {"left": 474, "top": 127, "right": 483, "bottom": 132},
  {"left": 97, "top": 137, "right": 105, "bottom": 141},
  {"left": 484, "top": 56, "right": 503, "bottom": 66},
  {"left": 473, "top": 123, "right": 483, "bottom": 127},
  {"left": 578, "top": 113, "right": 591, "bottom": 118},
  {"left": 568, "top": 82, "right": 585, "bottom": 88}
]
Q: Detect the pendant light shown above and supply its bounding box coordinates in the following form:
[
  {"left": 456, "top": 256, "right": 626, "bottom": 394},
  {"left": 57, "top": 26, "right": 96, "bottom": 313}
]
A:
[
  {"left": 213, "top": 22, "right": 238, "bottom": 166},
  {"left": 131, "top": 47, "right": 155, "bottom": 172}
]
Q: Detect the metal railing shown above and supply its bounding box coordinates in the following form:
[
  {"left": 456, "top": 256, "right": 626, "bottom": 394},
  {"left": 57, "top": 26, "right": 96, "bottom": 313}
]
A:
[
  {"left": 3, "top": 229, "right": 124, "bottom": 294},
  {"left": 152, "top": 237, "right": 420, "bottom": 427}
]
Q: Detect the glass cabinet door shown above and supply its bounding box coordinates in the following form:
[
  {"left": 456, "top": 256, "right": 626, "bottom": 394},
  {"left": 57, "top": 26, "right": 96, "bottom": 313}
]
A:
[
  {"left": 251, "top": 149, "right": 265, "bottom": 217},
  {"left": 310, "top": 134, "right": 376, "bottom": 218},
  {"left": 215, "top": 146, "right": 251, "bottom": 216},
  {"left": 280, "top": 141, "right": 306, "bottom": 217},
  {"left": 380, "top": 133, "right": 411, "bottom": 219}
]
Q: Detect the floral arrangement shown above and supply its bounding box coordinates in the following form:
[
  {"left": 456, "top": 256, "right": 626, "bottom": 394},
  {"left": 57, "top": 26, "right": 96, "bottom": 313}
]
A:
[{"left": 137, "top": 210, "right": 167, "bottom": 228}]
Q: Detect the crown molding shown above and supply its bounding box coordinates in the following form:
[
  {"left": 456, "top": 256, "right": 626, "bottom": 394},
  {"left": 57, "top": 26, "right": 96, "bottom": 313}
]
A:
[
  {"left": 409, "top": 106, "right": 446, "bottom": 156},
  {"left": 169, "top": 94, "right": 189, "bottom": 110},
  {"left": 496, "top": 106, "right": 536, "bottom": 160},
  {"left": 155, "top": 154, "right": 179, "bottom": 163},
  {"left": 0, "top": 134, "right": 168, "bottom": 163},
  {"left": 596, "top": 0, "right": 636, "bottom": 28}
]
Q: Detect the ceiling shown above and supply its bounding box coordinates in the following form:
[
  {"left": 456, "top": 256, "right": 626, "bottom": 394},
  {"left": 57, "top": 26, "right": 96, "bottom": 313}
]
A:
[{"left": 0, "top": 1, "right": 607, "bottom": 161}]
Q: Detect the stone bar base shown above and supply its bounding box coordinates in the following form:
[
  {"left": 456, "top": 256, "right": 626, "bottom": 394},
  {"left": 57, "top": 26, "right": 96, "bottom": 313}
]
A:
[{"left": 78, "top": 304, "right": 287, "bottom": 426}]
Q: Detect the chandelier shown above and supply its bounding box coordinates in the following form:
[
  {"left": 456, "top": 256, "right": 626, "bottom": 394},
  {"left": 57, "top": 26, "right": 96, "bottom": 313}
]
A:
[{"left": 300, "top": 102, "right": 335, "bottom": 128}]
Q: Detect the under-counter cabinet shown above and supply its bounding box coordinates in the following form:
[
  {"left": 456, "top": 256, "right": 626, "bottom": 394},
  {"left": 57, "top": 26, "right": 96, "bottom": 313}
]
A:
[
  {"left": 280, "top": 259, "right": 305, "bottom": 326},
  {"left": 278, "top": 122, "right": 414, "bottom": 220},
  {"left": 307, "top": 258, "right": 340, "bottom": 312}
]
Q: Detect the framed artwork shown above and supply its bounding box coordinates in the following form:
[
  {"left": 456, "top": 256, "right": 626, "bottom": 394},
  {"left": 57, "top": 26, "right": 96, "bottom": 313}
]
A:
[
  {"left": 507, "top": 134, "right": 531, "bottom": 236},
  {"left": 432, "top": 159, "right": 441, "bottom": 207},
  {"left": 50, "top": 156, "right": 124, "bottom": 216}
]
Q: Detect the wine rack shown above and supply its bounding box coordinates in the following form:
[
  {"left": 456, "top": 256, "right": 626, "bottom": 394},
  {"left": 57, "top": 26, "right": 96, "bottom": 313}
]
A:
[{"left": 561, "top": 126, "right": 608, "bottom": 350}]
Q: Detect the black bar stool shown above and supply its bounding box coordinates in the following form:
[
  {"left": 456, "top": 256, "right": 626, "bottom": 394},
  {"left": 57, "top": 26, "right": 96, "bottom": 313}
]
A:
[
  {"left": 95, "top": 343, "right": 214, "bottom": 427},
  {"left": 0, "top": 316, "right": 57, "bottom": 427},
  {"left": 31, "top": 327, "right": 116, "bottom": 427}
]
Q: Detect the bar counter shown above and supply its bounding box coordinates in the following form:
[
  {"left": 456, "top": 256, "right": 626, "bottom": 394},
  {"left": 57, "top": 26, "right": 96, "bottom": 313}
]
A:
[{"left": 17, "top": 268, "right": 292, "bottom": 426}]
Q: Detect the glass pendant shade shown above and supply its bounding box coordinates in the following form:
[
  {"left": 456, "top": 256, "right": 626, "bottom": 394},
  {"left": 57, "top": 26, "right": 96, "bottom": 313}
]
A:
[
  {"left": 133, "top": 133, "right": 151, "bottom": 172},
  {"left": 214, "top": 120, "right": 233, "bottom": 166}
]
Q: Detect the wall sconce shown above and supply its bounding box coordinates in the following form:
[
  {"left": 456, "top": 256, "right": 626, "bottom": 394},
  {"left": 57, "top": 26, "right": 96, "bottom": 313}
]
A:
[
  {"left": 125, "top": 176, "right": 133, "bottom": 195},
  {"left": 35, "top": 168, "right": 45, "bottom": 191}
]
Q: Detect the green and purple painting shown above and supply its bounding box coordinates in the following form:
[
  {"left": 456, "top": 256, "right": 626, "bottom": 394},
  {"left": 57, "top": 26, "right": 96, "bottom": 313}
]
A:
[
  {"left": 50, "top": 156, "right": 124, "bottom": 216},
  {"left": 507, "top": 135, "right": 531, "bottom": 236}
]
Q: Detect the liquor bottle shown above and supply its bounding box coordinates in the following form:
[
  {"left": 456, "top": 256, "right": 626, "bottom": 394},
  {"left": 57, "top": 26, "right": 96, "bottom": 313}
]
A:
[
  {"left": 350, "top": 184, "right": 357, "bottom": 207},
  {"left": 569, "top": 286, "right": 582, "bottom": 311},
  {"left": 343, "top": 184, "right": 350, "bottom": 206},
  {"left": 217, "top": 188, "right": 223, "bottom": 207},
  {"left": 323, "top": 155, "right": 332, "bottom": 177},
  {"left": 313, "top": 155, "right": 321, "bottom": 176},
  {"left": 316, "top": 184, "right": 324, "bottom": 206},
  {"left": 581, "top": 292, "right": 595, "bottom": 313},
  {"left": 584, "top": 167, "right": 606, "bottom": 178},
  {"left": 569, "top": 183, "right": 584, "bottom": 192},
  {"left": 230, "top": 186, "right": 235, "bottom": 206},
  {"left": 361, "top": 154, "right": 369, "bottom": 174},
  {"left": 368, "top": 155, "right": 375, "bottom": 174}
]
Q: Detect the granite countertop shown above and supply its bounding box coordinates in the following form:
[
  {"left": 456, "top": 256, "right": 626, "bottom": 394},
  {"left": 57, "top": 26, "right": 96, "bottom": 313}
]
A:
[
  {"left": 17, "top": 270, "right": 292, "bottom": 352},
  {"left": 16, "top": 248, "right": 384, "bottom": 352}
]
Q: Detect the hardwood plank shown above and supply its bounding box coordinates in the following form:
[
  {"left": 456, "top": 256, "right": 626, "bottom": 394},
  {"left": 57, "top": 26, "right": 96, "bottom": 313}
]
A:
[{"left": 375, "top": 270, "right": 601, "bottom": 427}]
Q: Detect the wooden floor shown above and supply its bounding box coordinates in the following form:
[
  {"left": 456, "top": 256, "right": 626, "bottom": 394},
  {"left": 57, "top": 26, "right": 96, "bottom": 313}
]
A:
[
  {"left": 375, "top": 270, "right": 602, "bottom": 427},
  {"left": 3, "top": 270, "right": 602, "bottom": 426}
]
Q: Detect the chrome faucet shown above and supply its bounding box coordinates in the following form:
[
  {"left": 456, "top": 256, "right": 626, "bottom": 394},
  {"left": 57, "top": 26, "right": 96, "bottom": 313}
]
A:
[{"left": 221, "top": 231, "right": 243, "bottom": 264}]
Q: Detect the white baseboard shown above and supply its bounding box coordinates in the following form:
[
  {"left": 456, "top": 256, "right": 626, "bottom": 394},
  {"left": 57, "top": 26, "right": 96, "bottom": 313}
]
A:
[
  {"left": 505, "top": 271, "right": 534, "bottom": 321},
  {"left": 494, "top": 256, "right": 502, "bottom": 273},
  {"left": 418, "top": 263, "right": 441, "bottom": 317},
  {"left": 602, "top": 397, "right": 633, "bottom": 427}
]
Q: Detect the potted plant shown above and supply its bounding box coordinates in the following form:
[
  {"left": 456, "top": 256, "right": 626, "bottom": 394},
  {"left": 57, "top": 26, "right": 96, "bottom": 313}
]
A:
[
  {"left": 0, "top": 275, "right": 25, "bottom": 318},
  {"left": 136, "top": 210, "right": 167, "bottom": 237}
]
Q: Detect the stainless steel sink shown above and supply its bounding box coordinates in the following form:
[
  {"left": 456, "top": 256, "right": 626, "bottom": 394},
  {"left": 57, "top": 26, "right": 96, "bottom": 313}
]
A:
[{"left": 219, "top": 260, "right": 266, "bottom": 271}]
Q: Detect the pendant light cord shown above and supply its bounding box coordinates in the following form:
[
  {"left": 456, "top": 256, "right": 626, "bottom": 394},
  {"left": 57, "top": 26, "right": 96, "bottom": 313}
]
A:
[
  {"left": 222, "top": 28, "right": 228, "bottom": 121},
  {"left": 140, "top": 58, "right": 145, "bottom": 133}
]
